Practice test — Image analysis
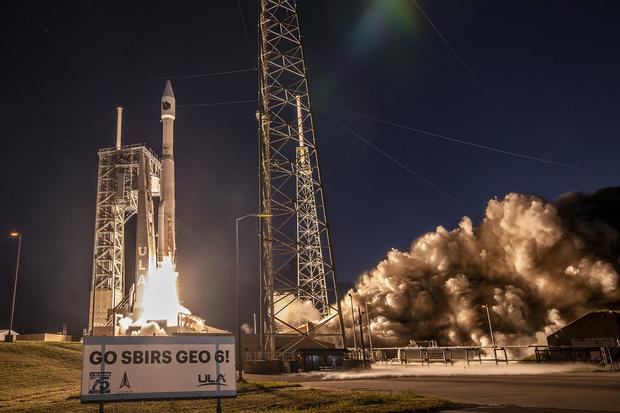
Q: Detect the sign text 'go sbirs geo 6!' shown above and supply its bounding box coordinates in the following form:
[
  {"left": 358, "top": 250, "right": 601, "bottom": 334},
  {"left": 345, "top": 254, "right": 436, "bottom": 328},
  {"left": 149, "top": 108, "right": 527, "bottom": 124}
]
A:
[{"left": 80, "top": 335, "right": 236, "bottom": 403}]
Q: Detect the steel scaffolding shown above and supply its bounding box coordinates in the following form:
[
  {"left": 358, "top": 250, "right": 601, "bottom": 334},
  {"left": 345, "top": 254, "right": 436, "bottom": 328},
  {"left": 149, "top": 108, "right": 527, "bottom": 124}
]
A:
[
  {"left": 88, "top": 144, "right": 160, "bottom": 333},
  {"left": 258, "top": 0, "right": 346, "bottom": 356}
]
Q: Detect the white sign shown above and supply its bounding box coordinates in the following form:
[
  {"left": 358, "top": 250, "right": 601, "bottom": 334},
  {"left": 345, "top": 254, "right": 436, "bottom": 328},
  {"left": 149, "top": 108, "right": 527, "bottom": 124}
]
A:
[{"left": 81, "top": 335, "right": 236, "bottom": 403}]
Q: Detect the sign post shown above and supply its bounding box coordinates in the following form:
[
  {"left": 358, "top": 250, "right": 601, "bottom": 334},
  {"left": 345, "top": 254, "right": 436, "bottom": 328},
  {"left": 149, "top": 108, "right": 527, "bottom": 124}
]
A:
[{"left": 81, "top": 335, "right": 236, "bottom": 406}]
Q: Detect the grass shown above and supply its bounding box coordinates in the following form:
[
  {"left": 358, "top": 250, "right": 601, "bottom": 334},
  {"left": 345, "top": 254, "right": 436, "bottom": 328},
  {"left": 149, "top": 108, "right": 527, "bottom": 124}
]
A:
[{"left": 0, "top": 342, "right": 449, "bottom": 412}]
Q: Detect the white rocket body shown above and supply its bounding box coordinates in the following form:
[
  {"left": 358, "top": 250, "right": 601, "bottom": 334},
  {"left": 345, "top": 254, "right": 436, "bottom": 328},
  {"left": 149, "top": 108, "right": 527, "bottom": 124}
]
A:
[{"left": 158, "top": 80, "right": 176, "bottom": 263}]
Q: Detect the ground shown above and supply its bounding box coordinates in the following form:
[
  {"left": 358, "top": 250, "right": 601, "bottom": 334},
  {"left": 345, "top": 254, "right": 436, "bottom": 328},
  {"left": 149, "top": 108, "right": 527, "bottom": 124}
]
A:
[
  {"left": 0, "top": 342, "right": 448, "bottom": 412},
  {"left": 2, "top": 342, "right": 619, "bottom": 412},
  {"left": 267, "top": 373, "right": 620, "bottom": 412}
]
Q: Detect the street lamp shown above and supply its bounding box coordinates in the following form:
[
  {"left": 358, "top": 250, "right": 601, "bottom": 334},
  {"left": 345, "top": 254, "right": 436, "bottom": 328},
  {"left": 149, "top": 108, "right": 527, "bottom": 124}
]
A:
[
  {"left": 357, "top": 306, "right": 367, "bottom": 368},
  {"left": 235, "top": 213, "right": 271, "bottom": 381},
  {"left": 364, "top": 300, "right": 373, "bottom": 361},
  {"left": 481, "top": 304, "right": 497, "bottom": 364},
  {"left": 6, "top": 232, "right": 22, "bottom": 343}
]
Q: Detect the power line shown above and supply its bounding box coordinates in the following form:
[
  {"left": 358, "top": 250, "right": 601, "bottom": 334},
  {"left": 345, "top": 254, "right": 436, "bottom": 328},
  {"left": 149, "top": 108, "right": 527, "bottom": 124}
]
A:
[
  {"left": 50, "top": 110, "right": 115, "bottom": 157},
  {"left": 176, "top": 218, "right": 210, "bottom": 254},
  {"left": 35, "top": 111, "right": 113, "bottom": 191},
  {"left": 327, "top": 104, "right": 586, "bottom": 171},
  {"left": 151, "top": 68, "right": 256, "bottom": 80},
  {"left": 83, "top": 0, "right": 105, "bottom": 26},
  {"left": 18, "top": 0, "right": 50, "bottom": 34},
  {"left": 235, "top": 0, "right": 256, "bottom": 68},
  {"left": 409, "top": 0, "right": 517, "bottom": 130},
  {"left": 17, "top": 0, "right": 59, "bottom": 46},
  {"left": 177, "top": 219, "right": 204, "bottom": 241},
  {"left": 317, "top": 108, "right": 465, "bottom": 206},
  {"left": 179, "top": 98, "right": 257, "bottom": 108}
]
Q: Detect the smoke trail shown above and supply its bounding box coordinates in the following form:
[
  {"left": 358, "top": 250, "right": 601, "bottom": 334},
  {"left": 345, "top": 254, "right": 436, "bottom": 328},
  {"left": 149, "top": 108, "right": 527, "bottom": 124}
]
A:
[{"left": 345, "top": 188, "right": 620, "bottom": 347}]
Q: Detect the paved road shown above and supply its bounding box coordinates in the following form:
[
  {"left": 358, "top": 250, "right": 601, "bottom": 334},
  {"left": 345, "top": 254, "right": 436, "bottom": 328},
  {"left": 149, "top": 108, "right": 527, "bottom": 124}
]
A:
[{"left": 247, "top": 372, "right": 620, "bottom": 412}]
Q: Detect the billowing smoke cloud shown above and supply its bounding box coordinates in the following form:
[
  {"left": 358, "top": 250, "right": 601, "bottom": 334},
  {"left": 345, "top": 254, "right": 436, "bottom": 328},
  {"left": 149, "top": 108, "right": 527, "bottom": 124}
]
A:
[
  {"left": 275, "top": 293, "right": 322, "bottom": 328},
  {"left": 345, "top": 188, "right": 620, "bottom": 347}
]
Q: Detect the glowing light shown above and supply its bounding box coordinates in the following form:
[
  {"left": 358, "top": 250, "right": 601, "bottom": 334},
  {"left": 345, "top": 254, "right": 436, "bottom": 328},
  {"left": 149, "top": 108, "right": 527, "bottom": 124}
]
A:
[
  {"left": 350, "top": 0, "right": 417, "bottom": 57},
  {"left": 9, "top": 232, "right": 20, "bottom": 238},
  {"left": 137, "top": 256, "right": 189, "bottom": 327}
]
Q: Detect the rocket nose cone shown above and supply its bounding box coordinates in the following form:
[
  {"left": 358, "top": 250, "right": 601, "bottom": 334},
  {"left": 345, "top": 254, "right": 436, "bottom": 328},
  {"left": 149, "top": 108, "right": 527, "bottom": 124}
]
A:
[{"left": 162, "top": 80, "right": 175, "bottom": 98}]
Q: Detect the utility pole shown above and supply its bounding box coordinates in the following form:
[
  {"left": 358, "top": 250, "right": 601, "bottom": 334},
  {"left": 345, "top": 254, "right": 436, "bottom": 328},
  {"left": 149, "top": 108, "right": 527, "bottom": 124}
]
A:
[
  {"left": 348, "top": 293, "right": 356, "bottom": 350},
  {"left": 6, "top": 232, "right": 22, "bottom": 343},
  {"left": 482, "top": 304, "right": 497, "bottom": 364},
  {"left": 365, "top": 301, "right": 373, "bottom": 361},
  {"left": 358, "top": 306, "right": 367, "bottom": 368},
  {"left": 236, "top": 213, "right": 272, "bottom": 381}
]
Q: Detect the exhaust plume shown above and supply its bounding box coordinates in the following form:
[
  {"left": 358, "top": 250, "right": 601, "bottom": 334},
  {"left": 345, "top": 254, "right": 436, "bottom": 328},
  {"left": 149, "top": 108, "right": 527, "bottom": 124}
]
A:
[
  {"left": 346, "top": 188, "right": 620, "bottom": 346},
  {"left": 118, "top": 257, "right": 190, "bottom": 336},
  {"left": 275, "top": 293, "right": 322, "bottom": 328},
  {"left": 137, "top": 257, "right": 190, "bottom": 327}
]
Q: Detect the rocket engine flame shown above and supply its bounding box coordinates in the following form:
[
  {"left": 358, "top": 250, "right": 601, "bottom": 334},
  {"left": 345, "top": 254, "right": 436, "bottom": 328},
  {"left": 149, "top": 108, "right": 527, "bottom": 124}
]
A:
[
  {"left": 120, "top": 257, "right": 190, "bottom": 336},
  {"left": 137, "top": 256, "right": 190, "bottom": 327},
  {"left": 344, "top": 189, "right": 620, "bottom": 347}
]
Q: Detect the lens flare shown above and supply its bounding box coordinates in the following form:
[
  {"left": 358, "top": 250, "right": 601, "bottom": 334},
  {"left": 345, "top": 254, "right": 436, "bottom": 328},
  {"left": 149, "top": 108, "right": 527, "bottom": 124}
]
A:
[{"left": 351, "top": 0, "right": 417, "bottom": 56}]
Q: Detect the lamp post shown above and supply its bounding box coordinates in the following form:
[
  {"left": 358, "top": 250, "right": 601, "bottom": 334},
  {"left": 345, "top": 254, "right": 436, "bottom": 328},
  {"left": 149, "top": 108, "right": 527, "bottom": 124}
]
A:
[
  {"left": 364, "top": 301, "right": 373, "bottom": 361},
  {"left": 6, "top": 232, "right": 22, "bottom": 343},
  {"left": 348, "top": 293, "right": 357, "bottom": 351},
  {"left": 357, "top": 306, "right": 367, "bottom": 368},
  {"left": 481, "top": 304, "right": 497, "bottom": 364},
  {"left": 235, "top": 213, "right": 271, "bottom": 381}
]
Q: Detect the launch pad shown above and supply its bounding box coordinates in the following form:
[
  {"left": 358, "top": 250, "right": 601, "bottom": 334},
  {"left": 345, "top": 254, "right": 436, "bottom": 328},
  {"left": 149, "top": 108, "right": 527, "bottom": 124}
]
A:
[
  {"left": 88, "top": 83, "right": 211, "bottom": 336},
  {"left": 87, "top": 1, "right": 347, "bottom": 365}
]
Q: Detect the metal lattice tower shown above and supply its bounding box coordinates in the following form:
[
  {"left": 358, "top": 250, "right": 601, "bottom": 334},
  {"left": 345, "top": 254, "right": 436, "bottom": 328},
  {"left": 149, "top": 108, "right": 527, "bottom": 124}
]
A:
[
  {"left": 88, "top": 144, "right": 160, "bottom": 333},
  {"left": 258, "top": 0, "right": 346, "bottom": 356},
  {"left": 295, "top": 97, "right": 328, "bottom": 311}
]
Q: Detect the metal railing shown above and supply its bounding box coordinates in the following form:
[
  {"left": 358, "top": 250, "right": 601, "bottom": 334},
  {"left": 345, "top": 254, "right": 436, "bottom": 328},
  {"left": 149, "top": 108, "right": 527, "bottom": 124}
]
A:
[{"left": 363, "top": 344, "right": 618, "bottom": 370}]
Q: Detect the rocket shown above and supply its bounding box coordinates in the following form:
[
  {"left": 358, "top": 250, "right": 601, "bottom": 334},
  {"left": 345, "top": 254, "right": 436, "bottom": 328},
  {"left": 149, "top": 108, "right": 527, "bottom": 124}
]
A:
[{"left": 158, "top": 80, "right": 176, "bottom": 263}]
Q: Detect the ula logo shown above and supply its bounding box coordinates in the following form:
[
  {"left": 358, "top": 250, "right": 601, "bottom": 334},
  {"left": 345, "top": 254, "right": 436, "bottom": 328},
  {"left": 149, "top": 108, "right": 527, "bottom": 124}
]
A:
[{"left": 197, "top": 374, "right": 227, "bottom": 387}]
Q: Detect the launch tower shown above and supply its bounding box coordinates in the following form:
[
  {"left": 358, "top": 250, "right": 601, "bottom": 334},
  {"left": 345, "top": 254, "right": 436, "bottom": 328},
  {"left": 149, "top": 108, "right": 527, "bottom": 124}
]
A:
[
  {"left": 258, "top": 0, "right": 346, "bottom": 356},
  {"left": 88, "top": 139, "right": 161, "bottom": 333}
]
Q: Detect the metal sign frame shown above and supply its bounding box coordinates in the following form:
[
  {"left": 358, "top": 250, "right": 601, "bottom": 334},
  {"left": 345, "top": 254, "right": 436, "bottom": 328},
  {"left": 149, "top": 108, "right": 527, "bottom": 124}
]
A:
[{"left": 81, "top": 335, "right": 236, "bottom": 403}]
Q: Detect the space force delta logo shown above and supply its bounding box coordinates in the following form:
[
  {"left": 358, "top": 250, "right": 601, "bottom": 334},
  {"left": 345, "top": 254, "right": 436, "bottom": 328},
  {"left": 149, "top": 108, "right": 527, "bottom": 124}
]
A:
[{"left": 119, "top": 372, "right": 132, "bottom": 393}]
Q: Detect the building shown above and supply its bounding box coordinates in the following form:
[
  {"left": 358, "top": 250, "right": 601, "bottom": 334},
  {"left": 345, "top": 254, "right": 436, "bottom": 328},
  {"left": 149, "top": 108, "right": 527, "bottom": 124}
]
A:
[
  {"left": 543, "top": 310, "right": 619, "bottom": 368},
  {"left": 16, "top": 333, "right": 72, "bottom": 342},
  {"left": 0, "top": 330, "right": 19, "bottom": 341},
  {"left": 547, "top": 310, "right": 620, "bottom": 347},
  {"left": 242, "top": 333, "right": 361, "bottom": 372}
]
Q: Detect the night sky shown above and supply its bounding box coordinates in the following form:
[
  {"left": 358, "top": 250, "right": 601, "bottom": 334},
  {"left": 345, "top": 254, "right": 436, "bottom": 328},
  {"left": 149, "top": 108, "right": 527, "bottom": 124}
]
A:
[{"left": 1, "top": 1, "right": 619, "bottom": 338}]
